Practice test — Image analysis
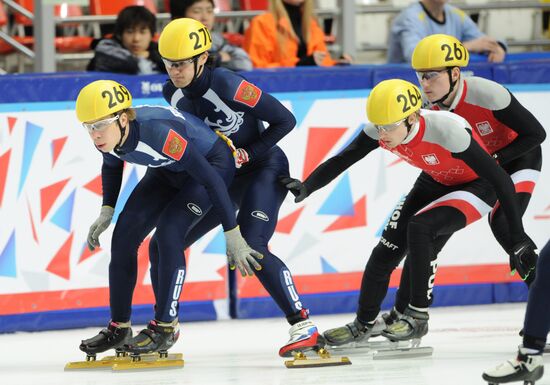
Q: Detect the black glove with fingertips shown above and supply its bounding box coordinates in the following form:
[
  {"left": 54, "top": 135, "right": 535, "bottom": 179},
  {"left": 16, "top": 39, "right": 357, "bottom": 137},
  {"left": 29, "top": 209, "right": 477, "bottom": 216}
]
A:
[
  {"left": 510, "top": 236, "right": 538, "bottom": 282},
  {"left": 279, "top": 176, "right": 308, "bottom": 203}
]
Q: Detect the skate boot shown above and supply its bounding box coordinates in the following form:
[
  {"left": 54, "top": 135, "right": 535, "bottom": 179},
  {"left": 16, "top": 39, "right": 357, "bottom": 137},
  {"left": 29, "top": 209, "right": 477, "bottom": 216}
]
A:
[
  {"left": 482, "top": 349, "right": 544, "bottom": 385},
  {"left": 279, "top": 319, "right": 325, "bottom": 357},
  {"left": 281, "top": 319, "right": 351, "bottom": 369},
  {"left": 125, "top": 319, "right": 180, "bottom": 356},
  {"left": 114, "top": 319, "right": 184, "bottom": 370},
  {"left": 375, "top": 307, "right": 433, "bottom": 359},
  {"left": 323, "top": 317, "right": 384, "bottom": 346},
  {"left": 65, "top": 321, "right": 132, "bottom": 370},
  {"left": 79, "top": 321, "right": 132, "bottom": 358},
  {"left": 323, "top": 307, "right": 402, "bottom": 348},
  {"left": 382, "top": 307, "right": 429, "bottom": 341}
]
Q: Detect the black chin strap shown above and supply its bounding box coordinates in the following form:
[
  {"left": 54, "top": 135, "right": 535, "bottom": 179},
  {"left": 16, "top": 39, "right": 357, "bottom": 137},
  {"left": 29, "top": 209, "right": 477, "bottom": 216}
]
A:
[
  {"left": 434, "top": 68, "right": 458, "bottom": 107},
  {"left": 401, "top": 116, "right": 415, "bottom": 142},
  {"left": 186, "top": 55, "right": 204, "bottom": 88},
  {"left": 404, "top": 117, "right": 414, "bottom": 134},
  {"left": 114, "top": 117, "right": 126, "bottom": 152}
]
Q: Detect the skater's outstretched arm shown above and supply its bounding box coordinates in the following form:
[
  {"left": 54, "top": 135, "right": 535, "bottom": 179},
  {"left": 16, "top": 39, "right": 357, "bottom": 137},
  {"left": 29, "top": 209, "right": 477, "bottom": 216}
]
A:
[{"left": 281, "top": 130, "right": 378, "bottom": 203}]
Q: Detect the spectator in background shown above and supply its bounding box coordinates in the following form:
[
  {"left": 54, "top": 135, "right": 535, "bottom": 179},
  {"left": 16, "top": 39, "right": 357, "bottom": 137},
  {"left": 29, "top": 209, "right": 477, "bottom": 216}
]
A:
[
  {"left": 87, "top": 6, "right": 166, "bottom": 74},
  {"left": 170, "top": 0, "right": 253, "bottom": 71},
  {"left": 387, "top": 0, "right": 506, "bottom": 64},
  {"left": 243, "top": 0, "right": 352, "bottom": 68}
]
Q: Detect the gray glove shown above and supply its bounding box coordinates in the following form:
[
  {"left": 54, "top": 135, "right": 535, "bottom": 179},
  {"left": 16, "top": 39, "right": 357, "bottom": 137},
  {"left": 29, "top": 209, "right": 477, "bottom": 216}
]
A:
[
  {"left": 224, "top": 226, "right": 263, "bottom": 277},
  {"left": 87, "top": 206, "right": 114, "bottom": 251}
]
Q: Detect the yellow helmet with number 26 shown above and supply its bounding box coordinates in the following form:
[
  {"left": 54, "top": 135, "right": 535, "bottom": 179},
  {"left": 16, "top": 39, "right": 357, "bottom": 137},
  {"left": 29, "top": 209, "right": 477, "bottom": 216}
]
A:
[
  {"left": 366, "top": 79, "right": 422, "bottom": 126},
  {"left": 412, "top": 34, "right": 469, "bottom": 70},
  {"left": 159, "top": 18, "right": 212, "bottom": 61},
  {"left": 76, "top": 80, "right": 132, "bottom": 123}
]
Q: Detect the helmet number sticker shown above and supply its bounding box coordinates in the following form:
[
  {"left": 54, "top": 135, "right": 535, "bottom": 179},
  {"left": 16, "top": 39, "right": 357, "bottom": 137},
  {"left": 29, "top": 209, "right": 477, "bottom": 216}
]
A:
[
  {"left": 101, "top": 85, "right": 130, "bottom": 109},
  {"left": 396, "top": 87, "right": 421, "bottom": 113},
  {"left": 441, "top": 42, "right": 467, "bottom": 62},
  {"left": 189, "top": 27, "right": 212, "bottom": 50}
]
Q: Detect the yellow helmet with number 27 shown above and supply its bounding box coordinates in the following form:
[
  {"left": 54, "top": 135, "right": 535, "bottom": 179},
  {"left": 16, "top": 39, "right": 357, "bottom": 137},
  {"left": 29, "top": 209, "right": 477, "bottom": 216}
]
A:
[
  {"left": 76, "top": 80, "right": 132, "bottom": 123},
  {"left": 412, "top": 34, "right": 469, "bottom": 70},
  {"left": 366, "top": 79, "right": 422, "bottom": 126},
  {"left": 159, "top": 18, "right": 213, "bottom": 61}
]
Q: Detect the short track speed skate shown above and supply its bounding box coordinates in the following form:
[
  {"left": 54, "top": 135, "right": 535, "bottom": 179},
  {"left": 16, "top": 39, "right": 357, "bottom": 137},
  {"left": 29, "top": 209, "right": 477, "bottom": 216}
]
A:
[
  {"left": 114, "top": 319, "right": 184, "bottom": 370},
  {"left": 65, "top": 321, "right": 133, "bottom": 370},
  {"left": 483, "top": 351, "right": 544, "bottom": 385},
  {"left": 323, "top": 309, "right": 402, "bottom": 355},
  {"left": 377, "top": 307, "right": 433, "bottom": 359},
  {"left": 280, "top": 320, "right": 351, "bottom": 368}
]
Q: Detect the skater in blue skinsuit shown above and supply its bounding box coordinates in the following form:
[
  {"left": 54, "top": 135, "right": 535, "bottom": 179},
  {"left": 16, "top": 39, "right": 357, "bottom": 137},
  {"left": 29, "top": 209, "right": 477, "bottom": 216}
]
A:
[
  {"left": 156, "top": 18, "right": 326, "bottom": 358},
  {"left": 75, "top": 79, "right": 262, "bottom": 359},
  {"left": 483, "top": 239, "right": 549, "bottom": 385}
]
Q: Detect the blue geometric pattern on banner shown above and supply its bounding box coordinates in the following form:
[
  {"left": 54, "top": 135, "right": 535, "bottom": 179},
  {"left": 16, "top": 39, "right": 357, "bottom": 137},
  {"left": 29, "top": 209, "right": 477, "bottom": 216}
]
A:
[
  {"left": 112, "top": 168, "right": 139, "bottom": 223},
  {"left": 0, "top": 230, "right": 16, "bottom": 277},
  {"left": 336, "top": 123, "right": 366, "bottom": 153},
  {"left": 51, "top": 189, "right": 76, "bottom": 232},
  {"left": 376, "top": 212, "right": 391, "bottom": 237},
  {"left": 291, "top": 98, "right": 315, "bottom": 129},
  {"left": 317, "top": 173, "right": 354, "bottom": 216},
  {"left": 320, "top": 256, "right": 338, "bottom": 273},
  {"left": 0, "top": 301, "right": 219, "bottom": 333},
  {"left": 18, "top": 122, "right": 43, "bottom": 196},
  {"left": 203, "top": 229, "right": 226, "bottom": 254}
]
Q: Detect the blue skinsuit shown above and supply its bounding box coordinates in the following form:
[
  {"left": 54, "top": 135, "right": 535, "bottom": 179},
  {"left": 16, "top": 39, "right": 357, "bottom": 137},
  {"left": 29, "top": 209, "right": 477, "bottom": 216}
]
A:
[
  {"left": 523, "top": 239, "right": 550, "bottom": 349},
  {"left": 101, "top": 105, "right": 235, "bottom": 322},
  {"left": 155, "top": 66, "right": 305, "bottom": 320}
]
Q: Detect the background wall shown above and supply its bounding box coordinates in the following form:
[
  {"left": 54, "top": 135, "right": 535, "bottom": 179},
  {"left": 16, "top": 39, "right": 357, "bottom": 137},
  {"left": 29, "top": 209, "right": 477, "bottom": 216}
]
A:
[{"left": 0, "top": 65, "right": 548, "bottom": 332}]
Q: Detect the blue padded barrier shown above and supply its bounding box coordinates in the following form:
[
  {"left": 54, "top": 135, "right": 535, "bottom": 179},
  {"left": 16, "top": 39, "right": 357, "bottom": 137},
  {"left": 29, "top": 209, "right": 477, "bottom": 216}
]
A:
[
  {"left": 236, "top": 282, "right": 528, "bottom": 320},
  {"left": 503, "top": 59, "right": 550, "bottom": 85},
  {"left": 0, "top": 301, "right": 219, "bottom": 333},
  {"left": 3, "top": 54, "right": 550, "bottom": 104}
]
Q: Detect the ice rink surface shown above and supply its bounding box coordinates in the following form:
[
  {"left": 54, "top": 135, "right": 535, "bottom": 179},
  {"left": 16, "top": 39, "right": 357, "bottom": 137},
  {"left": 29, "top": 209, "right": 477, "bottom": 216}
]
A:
[{"left": 1, "top": 303, "right": 548, "bottom": 385}]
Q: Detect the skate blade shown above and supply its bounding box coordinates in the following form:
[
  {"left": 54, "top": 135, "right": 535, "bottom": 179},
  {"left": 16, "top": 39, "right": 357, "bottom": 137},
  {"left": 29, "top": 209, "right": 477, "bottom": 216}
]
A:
[
  {"left": 328, "top": 338, "right": 401, "bottom": 354},
  {"left": 64, "top": 354, "right": 131, "bottom": 370},
  {"left": 372, "top": 346, "right": 433, "bottom": 360},
  {"left": 112, "top": 353, "right": 184, "bottom": 371},
  {"left": 284, "top": 348, "right": 352, "bottom": 369}
]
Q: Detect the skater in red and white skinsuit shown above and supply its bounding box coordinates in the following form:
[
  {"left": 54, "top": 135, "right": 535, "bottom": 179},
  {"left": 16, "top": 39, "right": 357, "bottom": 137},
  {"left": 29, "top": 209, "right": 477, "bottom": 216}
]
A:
[
  {"left": 377, "top": 33, "right": 547, "bottom": 328},
  {"left": 282, "top": 79, "right": 537, "bottom": 345}
]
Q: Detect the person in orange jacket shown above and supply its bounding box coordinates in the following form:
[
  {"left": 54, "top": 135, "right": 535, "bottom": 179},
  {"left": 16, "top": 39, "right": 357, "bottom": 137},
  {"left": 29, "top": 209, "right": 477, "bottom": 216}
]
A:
[{"left": 243, "top": 0, "right": 352, "bottom": 68}]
